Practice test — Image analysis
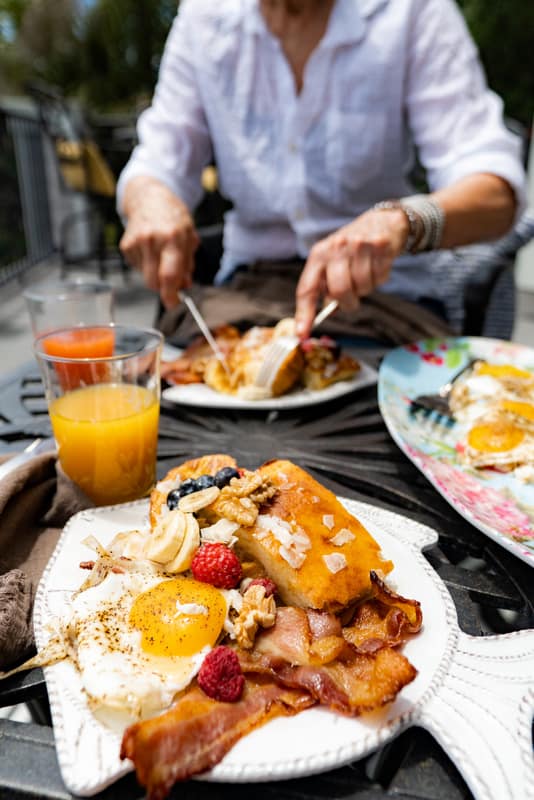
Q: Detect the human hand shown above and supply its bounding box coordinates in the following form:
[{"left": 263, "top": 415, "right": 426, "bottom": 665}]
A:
[
  {"left": 294, "top": 207, "right": 409, "bottom": 338},
  {"left": 120, "top": 177, "right": 200, "bottom": 309}
]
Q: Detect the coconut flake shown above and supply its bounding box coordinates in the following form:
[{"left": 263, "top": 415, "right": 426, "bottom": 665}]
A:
[
  {"left": 280, "top": 546, "right": 307, "bottom": 569},
  {"left": 201, "top": 518, "right": 240, "bottom": 546},
  {"left": 174, "top": 601, "right": 208, "bottom": 616},
  {"left": 330, "top": 528, "right": 355, "bottom": 546},
  {"left": 292, "top": 527, "right": 312, "bottom": 551},
  {"left": 257, "top": 515, "right": 311, "bottom": 568},
  {"left": 322, "top": 514, "right": 335, "bottom": 530},
  {"left": 323, "top": 553, "right": 347, "bottom": 574}
]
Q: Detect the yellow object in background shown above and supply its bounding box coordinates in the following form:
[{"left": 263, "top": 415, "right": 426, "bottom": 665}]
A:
[{"left": 56, "top": 138, "right": 117, "bottom": 197}]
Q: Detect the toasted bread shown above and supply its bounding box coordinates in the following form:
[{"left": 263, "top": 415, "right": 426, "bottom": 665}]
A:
[
  {"left": 301, "top": 340, "right": 360, "bottom": 390},
  {"left": 236, "top": 460, "right": 393, "bottom": 610},
  {"left": 162, "top": 326, "right": 241, "bottom": 386},
  {"left": 203, "top": 324, "right": 304, "bottom": 398}
]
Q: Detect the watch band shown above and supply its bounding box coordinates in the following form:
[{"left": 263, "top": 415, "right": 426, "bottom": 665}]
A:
[
  {"left": 373, "top": 199, "right": 423, "bottom": 253},
  {"left": 373, "top": 195, "right": 445, "bottom": 254},
  {"left": 400, "top": 195, "right": 446, "bottom": 252}
]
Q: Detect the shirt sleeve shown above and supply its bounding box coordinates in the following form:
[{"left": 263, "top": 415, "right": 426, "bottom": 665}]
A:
[
  {"left": 405, "top": 0, "right": 526, "bottom": 213},
  {"left": 116, "top": 0, "right": 213, "bottom": 216}
]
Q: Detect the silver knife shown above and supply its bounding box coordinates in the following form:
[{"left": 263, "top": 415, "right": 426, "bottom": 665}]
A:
[
  {"left": 179, "top": 291, "right": 231, "bottom": 376},
  {"left": 0, "top": 437, "right": 57, "bottom": 483}
]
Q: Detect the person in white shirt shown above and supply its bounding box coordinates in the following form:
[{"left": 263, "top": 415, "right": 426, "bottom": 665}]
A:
[{"left": 117, "top": 0, "right": 525, "bottom": 340}]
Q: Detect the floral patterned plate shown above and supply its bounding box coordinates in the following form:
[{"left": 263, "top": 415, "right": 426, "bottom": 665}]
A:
[{"left": 378, "top": 337, "right": 534, "bottom": 567}]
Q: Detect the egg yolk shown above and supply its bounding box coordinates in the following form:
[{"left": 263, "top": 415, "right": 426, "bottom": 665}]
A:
[
  {"left": 129, "top": 577, "right": 227, "bottom": 657},
  {"left": 477, "top": 363, "right": 532, "bottom": 380},
  {"left": 467, "top": 421, "right": 525, "bottom": 453},
  {"left": 501, "top": 399, "right": 534, "bottom": 422}
]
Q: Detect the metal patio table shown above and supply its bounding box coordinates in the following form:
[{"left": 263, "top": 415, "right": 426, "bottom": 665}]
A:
[{"left": 0, "top": 351, "right": 532, "bottom": 800}]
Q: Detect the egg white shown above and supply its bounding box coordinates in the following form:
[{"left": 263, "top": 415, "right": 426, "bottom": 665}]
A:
[{"left": 63, "top": 569, "right": 218, "bottom": 721}]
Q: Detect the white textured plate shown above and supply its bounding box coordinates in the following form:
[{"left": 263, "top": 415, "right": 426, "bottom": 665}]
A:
[
  {"left": 34, "top": 500, "right": 534, "bottom": 799},
  {"left": 162, "top": 361, "right": 377, "bottom": 410}
]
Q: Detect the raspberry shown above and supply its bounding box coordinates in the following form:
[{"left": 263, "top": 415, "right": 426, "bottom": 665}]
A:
[
  {"left": 191, "top": 543, "right": 242, "bottom": 589},
  {"left": 247, "top": 577, "right": 277, "bottom": 597},
  {"left": 198, "top": 646, "right": 244, "bottom": 702}
]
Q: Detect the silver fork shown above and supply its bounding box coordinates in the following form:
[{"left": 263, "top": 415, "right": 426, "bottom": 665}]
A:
[
  {"left": 410, "top": 358, "right": 478, "bottom": 422},
  {"left": 254, "top": 300, "right": 339, "bottom": 390}
]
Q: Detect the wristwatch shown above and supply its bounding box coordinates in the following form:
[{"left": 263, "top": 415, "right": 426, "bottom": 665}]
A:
[
  {"left": 373, "top": 199, "right": 424, "bottom": 253},
  {"left": 373, "top": 196, "right": 445, "bottom": 253}
]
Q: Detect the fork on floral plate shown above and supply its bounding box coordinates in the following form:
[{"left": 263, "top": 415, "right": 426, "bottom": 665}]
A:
[
  {"left": 254, "top": 300, "right": 339, "bottom": 391},
  {"left": 409, "top": 357, "right": 478, "bottom": 423}
]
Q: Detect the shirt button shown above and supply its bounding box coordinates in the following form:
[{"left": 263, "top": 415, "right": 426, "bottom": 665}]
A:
[
  {"left": 293, "top": 208, "right": 304, "bottom": 221},
  {"left": 288, "top": 141, "right": 298, "bottom": 153}
]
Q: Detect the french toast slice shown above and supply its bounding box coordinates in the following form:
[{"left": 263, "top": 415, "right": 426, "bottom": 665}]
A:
[
  {"left": 204, "top": 325, "right": 304, "bottom": 398},
  {"left": 236, "top": 460, "right": 393, "bottom": 610}
]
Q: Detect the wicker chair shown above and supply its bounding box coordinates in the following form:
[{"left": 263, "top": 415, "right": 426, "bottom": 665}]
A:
[{"left": 440, "top": 209, "right": 534, "bottom": 338}]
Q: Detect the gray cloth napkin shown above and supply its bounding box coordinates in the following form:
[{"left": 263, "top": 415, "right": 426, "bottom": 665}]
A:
[{"left": 0, "top": 452, "right": 92, "bottom": 669}]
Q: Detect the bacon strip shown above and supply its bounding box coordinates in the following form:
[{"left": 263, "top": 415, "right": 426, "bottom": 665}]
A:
[
  {"left": 122, "top": 582, "right": 422, "bottom": 799},
  {"left": 238, "top": 604, "right": 418, "bottom": 715},
  {"left": 121, "top": 680, "right": 313, "bottom": 800},
  {"left": 272, "top": 648, "right": 417, "bottom": 714},
  {"left": 239, "top": 646, "right": 417, "bottom": 715},
  {"left": 343, "top": 572, "right": 423, "bottom": 653}
]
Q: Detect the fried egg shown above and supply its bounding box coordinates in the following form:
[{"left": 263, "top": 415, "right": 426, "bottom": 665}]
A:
[
  {"left": 450, "top": 362, "right": 534, "bottom": 422},
  {"left": 463, "top": 416, "right": 534, "bottom": 470},
  {"left": 451, "top": 361, "right": 534, "bottom": 477},
  {"left": 65, "top": 568, "right": 227, "bottom": 720}
]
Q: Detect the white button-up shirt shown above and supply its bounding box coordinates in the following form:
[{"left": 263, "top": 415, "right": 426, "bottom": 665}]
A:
[{"left": 117, "top": 0, "right": 526, "bottom": 311}]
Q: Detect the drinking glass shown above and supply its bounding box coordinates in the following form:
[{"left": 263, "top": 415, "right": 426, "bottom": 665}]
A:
[
  {"left": 34, "top": 324, "right": 163, "bottom": 506},
  {"left": 23, "top": 276, "right": 114, "bottom": 337}
]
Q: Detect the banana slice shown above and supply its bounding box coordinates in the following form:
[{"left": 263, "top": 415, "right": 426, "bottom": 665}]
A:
[
  {"left": 145, "top": 509, "right": 187, "bottom": 564},
  {"left": 178, "top": 485, "right": 220, "bottom": 513},
  {"left": 165, "top": 514, "right": 200, "bottom": 573}
]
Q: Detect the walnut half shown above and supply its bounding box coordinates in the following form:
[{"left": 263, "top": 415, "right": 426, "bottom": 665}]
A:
[
  {"left": 209, "top": 472, "right": 277, "bottom": 527},
  {"left": 233, "top": 585, "right": 276, "bottom": 649}
]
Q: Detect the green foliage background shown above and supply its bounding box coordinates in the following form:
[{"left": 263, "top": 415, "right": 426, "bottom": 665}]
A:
[
  {"left": 456, "top": 0, "right": 534, "bottom": 127},
  {"left": 0, "top": 0, "right": 532, "bottom": 126}
]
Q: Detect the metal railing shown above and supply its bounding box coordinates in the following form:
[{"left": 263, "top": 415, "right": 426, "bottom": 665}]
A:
[{"left": 0, "top": 108, "right": 55, "bottom": 285}]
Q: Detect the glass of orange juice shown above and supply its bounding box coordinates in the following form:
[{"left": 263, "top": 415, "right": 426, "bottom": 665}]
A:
[{"left": 34, "top": 324, "right": 163, "bottom": 506}]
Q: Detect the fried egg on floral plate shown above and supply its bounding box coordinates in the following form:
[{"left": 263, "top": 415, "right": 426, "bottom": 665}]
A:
[{"left": 450, "top": 361, "right": 534, "bottom": 480}]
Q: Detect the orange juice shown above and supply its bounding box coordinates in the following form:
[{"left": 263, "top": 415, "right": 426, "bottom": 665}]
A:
[
  {"left": 44, "top": 328, "right": 115, "bottom": 390},
  {"left": 49, "top": 383, "right": 159, "bottom": 505}
]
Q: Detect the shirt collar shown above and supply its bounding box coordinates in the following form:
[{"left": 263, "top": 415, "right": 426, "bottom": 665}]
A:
[{"left": 246, "top": 0, "right": 389, "bottom": 46}]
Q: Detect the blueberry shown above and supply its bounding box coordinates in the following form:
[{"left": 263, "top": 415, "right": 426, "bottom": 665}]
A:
[
  {"left": 166, "top": 488, "right": 181, "bottom": 510},
  {"left": 214, "top": 467, "right": 240, "bottom": 489},
  {"left": 195, "top": 474, "right": 216, "bottom": 491},
  {"left": 178, "top": 478, "right": 198, "bottom": 497}
]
